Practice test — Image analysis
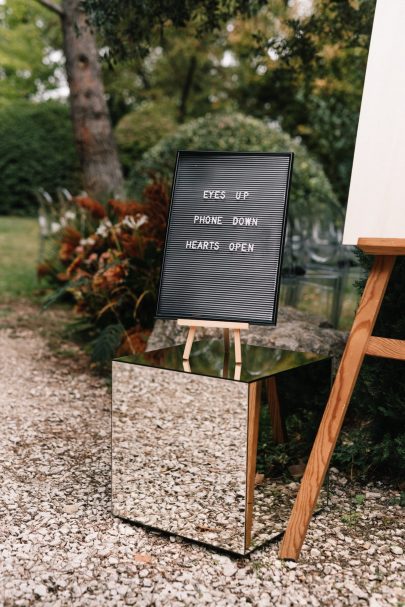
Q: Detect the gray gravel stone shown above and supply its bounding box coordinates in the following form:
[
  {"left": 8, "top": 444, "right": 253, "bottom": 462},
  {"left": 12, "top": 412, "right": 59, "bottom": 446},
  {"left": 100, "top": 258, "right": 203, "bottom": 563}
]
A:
[{"left": 0, "top": 304, "right": 403, "bottom": 606}]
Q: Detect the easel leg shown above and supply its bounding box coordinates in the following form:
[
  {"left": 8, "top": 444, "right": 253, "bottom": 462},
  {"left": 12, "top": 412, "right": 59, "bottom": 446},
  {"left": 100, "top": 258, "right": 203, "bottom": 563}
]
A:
[
  {"left": 279, "top": 255, "right": 396, "bottom": 560},
  {"left": 183, "top": 326, "right": 196, "bottom": 360},
  {"left": 234, "top": 329, "right": 242, "bottom": 364},
  {"left": 267, "top": 377, "right": 286, "bottom": 443},
  {"left": 245, "top": 381, "right": 261, "bottom": 550}
]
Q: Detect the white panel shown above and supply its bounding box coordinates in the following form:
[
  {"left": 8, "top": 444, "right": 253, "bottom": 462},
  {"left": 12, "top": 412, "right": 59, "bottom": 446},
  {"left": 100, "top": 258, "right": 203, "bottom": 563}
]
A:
[{"left": 343, "top": 0, "right": 405, "bottom": 245}]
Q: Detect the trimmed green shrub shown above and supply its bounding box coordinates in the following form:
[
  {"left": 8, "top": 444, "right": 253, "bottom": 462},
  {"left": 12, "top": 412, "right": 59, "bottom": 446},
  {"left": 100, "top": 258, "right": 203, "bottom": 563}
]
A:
[
  {"left": 130, "top": 112, "right": 343, "bottom": 236},
  {"left": 333, "top": 254, "right": 405, "bottom": 480},
  {"left": 0, "top": 101, "right": 81, "bottom": 215},
  {"left": 115, "top": 102, "right": 176, "bottom": 176}
]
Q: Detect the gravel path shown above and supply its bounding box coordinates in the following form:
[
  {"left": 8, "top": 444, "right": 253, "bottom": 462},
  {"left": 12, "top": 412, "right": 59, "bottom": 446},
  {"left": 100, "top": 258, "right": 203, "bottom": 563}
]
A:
[{"left": 0, "top": 306, "right": 404, "bottom": 606}]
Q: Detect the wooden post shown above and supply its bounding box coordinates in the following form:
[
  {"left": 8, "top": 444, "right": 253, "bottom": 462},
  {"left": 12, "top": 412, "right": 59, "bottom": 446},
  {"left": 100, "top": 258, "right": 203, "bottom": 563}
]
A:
[{"left": 280, "top": 238, "right": 405, "bottom": 560}]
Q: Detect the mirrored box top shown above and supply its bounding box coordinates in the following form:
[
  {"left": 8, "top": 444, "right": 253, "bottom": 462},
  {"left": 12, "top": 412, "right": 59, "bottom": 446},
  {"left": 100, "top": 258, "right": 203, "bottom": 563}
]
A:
[{"left": 115, "top": 340, "right": 329, "bottom": 384}]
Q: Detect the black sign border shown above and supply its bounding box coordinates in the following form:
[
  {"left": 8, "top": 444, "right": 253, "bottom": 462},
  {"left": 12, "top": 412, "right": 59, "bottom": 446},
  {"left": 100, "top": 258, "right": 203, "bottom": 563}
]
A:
[{"left": 156, "top": 150, "right": 294, "bottom": 326}]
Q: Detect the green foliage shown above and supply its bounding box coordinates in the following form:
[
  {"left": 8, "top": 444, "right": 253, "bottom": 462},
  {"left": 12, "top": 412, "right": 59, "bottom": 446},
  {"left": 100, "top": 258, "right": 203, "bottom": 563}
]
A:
[
  {"left": 132, "top": 112, "right": 342, "bottom": 235},
  {"left": 242, "top": 0, "right": 376, "bottom": 203},
  {"left": 256, "top": 359, "right": 332, "bottom": 477},
  {"left": 341, "top": 512, "right": 361, "bottom": 527},
  {"left": 332, "top": 254, "right": 405, "bottom": 480},
  {"left": 104, "top": 26, "right": 240, "bottom": 129},
  {"left": 115, "top": 102, "right": 177, "bottom": 175},
  {"left": 354, "top": 494, "right": 365, "bottom": 506},
  {"left": 86, "top": 2, "right": 293, "bottom": 130},
  {"left": 0, "top": 0, "right": 63, "bottom": 102},
  {"left": 84, "top": 0, "right": 266, "bottom": 60},
  {"left": 84, "top": 0, "right": 375, "bottom": 206},
  {"left": 141, "top": 28, "right": 237, "bottom": 124},
  {"left": 0, "top": 101, "right": 81, "bottom": 215},
  {"left": 42, "top": 276, "right": 89, "bottom": 310},
  {"left": 90, "top": 323, "right": 125, "bottom": 364}
]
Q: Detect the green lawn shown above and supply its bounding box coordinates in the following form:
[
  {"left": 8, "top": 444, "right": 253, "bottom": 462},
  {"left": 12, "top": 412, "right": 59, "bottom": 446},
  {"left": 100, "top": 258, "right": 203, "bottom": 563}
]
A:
[{"left": 0, "top": 216, "right": 39, "bottom": 301}]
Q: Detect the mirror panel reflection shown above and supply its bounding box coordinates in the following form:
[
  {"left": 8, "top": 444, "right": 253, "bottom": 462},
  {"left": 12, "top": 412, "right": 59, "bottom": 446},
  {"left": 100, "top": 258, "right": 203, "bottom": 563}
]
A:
[
  {"left": 112, "top": 363, "right": 248, "bottom": 554},
  {"left": 112, "top": 342, "right": 331, "bottom": 554},
  {"left": 251, "top": 362, "right": 331, "bottom": 549}
]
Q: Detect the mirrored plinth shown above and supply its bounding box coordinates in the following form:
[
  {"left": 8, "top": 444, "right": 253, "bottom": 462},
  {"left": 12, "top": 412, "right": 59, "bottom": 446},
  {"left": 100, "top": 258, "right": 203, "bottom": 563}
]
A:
[{"left": 112, "top": 340, "right": 331, "bottom": 555}]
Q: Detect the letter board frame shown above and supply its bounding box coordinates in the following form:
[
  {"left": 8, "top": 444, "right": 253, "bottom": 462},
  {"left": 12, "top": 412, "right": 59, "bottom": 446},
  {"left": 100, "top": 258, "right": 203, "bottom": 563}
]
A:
[{"left": 156, "top": 150, "right": 294, "bottom": 325}]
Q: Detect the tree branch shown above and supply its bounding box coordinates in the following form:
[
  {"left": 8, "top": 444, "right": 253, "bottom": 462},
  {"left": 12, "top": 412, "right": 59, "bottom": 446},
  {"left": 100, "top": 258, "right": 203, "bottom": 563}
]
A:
[
  {"left": 178, "top": 55, "right": 197, "bottom": 124},
  {"left": 34, "top": 0, "right": 64, "bottom": 17}
]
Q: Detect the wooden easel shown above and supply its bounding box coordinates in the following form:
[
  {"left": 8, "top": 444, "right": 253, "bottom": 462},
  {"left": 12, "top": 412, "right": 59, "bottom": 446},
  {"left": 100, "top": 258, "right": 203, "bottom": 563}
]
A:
[
  {"left": 178, "top": 318, "right": 249, "bottom": 363},
  {"left": 279, "top": 238, "right": 405, "bottom": 560}
]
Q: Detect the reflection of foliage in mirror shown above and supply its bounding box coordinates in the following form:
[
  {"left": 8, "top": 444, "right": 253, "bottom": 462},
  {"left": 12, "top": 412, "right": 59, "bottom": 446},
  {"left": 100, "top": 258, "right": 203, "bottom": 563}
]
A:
[{"left": 256, "top": 361, "right": 331, "bottom": 478}]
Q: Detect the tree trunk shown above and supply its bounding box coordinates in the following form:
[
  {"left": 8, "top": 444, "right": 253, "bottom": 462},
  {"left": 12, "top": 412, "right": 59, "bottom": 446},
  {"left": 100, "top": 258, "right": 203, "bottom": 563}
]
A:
[{"left": 61, "top": 0, "right": 124, "bottom": 199}]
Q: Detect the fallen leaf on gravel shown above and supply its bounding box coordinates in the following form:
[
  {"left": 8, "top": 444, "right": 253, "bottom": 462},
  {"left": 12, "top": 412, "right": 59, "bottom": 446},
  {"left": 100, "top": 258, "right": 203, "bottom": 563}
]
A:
[
  {"left": 134, "top": 553, "right": 153, "bottom": 564},
  {"left": 255, "top": 473, "right": 265, "bottom": 485},
  {"left": 288, "top": 463, "right": 306, "bottom": 478}
]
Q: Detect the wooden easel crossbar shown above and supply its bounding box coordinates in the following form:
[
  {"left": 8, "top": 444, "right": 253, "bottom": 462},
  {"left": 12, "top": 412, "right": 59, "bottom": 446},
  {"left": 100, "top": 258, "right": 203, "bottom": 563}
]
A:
[{"left": 279, "top": 238, "right": 405, "bottom": 560}]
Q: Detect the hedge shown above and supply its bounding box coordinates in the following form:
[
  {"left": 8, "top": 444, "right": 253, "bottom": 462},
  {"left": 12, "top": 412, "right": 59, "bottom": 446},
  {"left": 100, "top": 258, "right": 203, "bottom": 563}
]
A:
[
  {"left": 0, "top": 101, "right": 81, "bottom": 215},
  {"left": 130, "top": 112, "right": 343, "bottom": 238},
  {"left": 115, "top": 102, "right": 176, "bottom": 176}
]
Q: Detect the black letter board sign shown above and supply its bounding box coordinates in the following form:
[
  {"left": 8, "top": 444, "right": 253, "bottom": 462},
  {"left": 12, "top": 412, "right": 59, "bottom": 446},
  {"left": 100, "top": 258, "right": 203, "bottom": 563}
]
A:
[{"left": 156, "top": 151, "right": 293, "bottom": 325}]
